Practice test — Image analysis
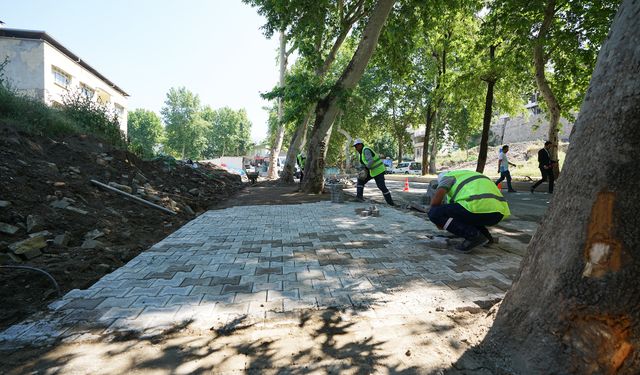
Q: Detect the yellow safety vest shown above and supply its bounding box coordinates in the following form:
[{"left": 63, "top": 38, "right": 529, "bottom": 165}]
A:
[
  {"left": 444, "top": 170, "right": 510, "bottom": 217},
  {"left": 360, "top": 147, "right": 385, "bottom": 177}
]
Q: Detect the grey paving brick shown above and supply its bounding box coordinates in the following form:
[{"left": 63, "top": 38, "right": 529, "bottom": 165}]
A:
[
  {"left": 61, "top": 298, "right": 107, "bottom": 310},
  {"left": 126, "top": 286, "right": 163, "bottom": 297},
  {"left": 191, "top": 285, "right": 223, "bottom": 295},
  {"left": 95, "top": 296, "right": 138, "bottom": 309},
  {"left": 99, "top": 307, "right": 144, "bottom": 321},
  {"left": 255, "top": 266, "right": 283, "bottom": 276},
  {"left": 130, "top": 295, "right": 171, "bottom": 308},
  {"left": 222, "top": 283, "right": 253, "bottom": 294},
  {"left": 253, "top": 282, "right": 282, "bottom": 292},
  {"left": 210, "top": 276, "right": 241, "bottom": 286},
  {"left": 160, "top": 286, "right": 194, "bottom": 296},
  {"left": 200, "top": 293, "right": 234, "bottom": 304},
  {"left": 180, "top": 277, "right": 212, "bottom": 287},
  {"left": 234, "top": 291, "right": 266, "bottom": 303},
  {"left": 166, "top": 294, "right": 204, "bottom": 306},
  {"left": 267, "top": 289, "right": 299, "bottom": 302},
  {"left": 91, "top": 288, "right": 133, "bottom": 299}
]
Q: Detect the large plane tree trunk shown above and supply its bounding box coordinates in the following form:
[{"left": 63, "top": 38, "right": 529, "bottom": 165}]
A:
[
  {"left": 533, "top": 0, "right": 562, "bottom": 178},
  {"left": 267, "top": 30, "right": 288, "bottom": 180},
  {"left": 461, "top": 2, "right": 640, "bottom": 372},
  {"left": 302, "top": 0, "right": 396, "bottom": 193},
  {"left": 280, "top": 106, "right": 312, "bottom": 183},
  {"left": 476, "top": 45, "right": 497, "bottom": 173}
]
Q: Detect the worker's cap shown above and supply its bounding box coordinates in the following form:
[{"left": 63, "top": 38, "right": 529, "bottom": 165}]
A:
[{"left": 352, "top": 139, "right": 364, "bottom": 146}]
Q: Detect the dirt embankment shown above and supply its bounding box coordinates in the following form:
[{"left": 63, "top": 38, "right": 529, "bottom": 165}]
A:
[{"left": 0, "top": 124, "right": 242, "bottom": 330}]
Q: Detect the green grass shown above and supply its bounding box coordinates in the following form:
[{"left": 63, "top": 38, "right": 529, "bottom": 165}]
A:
[{"left": 0, "top": 85, "right": 126, "bottom": 147}]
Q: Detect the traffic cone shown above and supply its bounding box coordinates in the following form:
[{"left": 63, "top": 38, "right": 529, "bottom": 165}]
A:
[
  {"left": 497, "top": 182, "right": 503, "bottom": 190},
  {"left": 403, "top": 178, "right": 410, "bottom": 192}
]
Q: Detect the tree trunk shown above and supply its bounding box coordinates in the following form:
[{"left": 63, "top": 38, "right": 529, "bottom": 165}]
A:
[
  {"left": 280, "top": 105, "right": 313, "bottom": 183},
  {"left": 302, "top": 0, "right": 396, "bottom": 193},
  {"left": 278, "top": 6, "right": 361, "bottom": 184},
  {"left": 461, "top": 2, "right": 640, "bottom": 372},
  {"left": 428, "top": 120, "right": 438, "bottom": 174},
  {"left": 476, "top": 45, "right": 497, "bottom": 173},
  {"left": 267, "top": 30, "right": 288, "bottom": 180},
  {"left": 421, "top": 105, "right": 434, "bottom": 174},
  {"left": 533, "top": 0, "right": 562, "bottom": 179}
]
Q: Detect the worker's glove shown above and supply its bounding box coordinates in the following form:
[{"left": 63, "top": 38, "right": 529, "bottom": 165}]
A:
[{"left": 358, "top": 170, "right": 368, "bottom": 180}]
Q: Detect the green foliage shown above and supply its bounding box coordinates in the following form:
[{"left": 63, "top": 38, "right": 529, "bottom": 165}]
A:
[
  {"left": 127, "top": 108, "right": 164, "bottom": 159},
  {"left": 0, "top": 81, "right": 125, "bottom": 146},
  {"left": 161, "top": 87, "right": 206, "bottom": 159},
  {"left": 201, "top": 106, "right": 252, "bottom": 158}
]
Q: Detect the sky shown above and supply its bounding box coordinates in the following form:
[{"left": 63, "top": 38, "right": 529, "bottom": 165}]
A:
[{"left": 3, "top": 0, "right": 280, "bottom": 142}]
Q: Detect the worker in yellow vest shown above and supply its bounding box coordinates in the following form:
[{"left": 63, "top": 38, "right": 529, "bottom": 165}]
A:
[
  {"left": 428, "top": 170, "right": 511, "bottom": 252},
  {"left": 353, "top": 139, "right": 395, "bottom": 206}
]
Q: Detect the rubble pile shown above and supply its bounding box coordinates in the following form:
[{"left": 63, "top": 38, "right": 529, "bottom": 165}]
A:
[{"left": 0, "top": 124, "right": 242, "bottom": 328}]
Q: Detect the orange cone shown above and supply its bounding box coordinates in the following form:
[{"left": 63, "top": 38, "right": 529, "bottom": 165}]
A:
[{"left": 403, "top": 178, "right": 410, "bottom": 192}]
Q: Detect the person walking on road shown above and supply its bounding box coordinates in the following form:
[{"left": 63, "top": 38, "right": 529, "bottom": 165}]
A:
[
  {"left": 428, "top": 170, "right": 511, "bottom": 252},
  {"left": 495, "top": 145, "right": 517, "bottom": 192},
  {"left": 530, "top": 141, "right": 555, "bottom": 194},
  {"left": 353, "top": 139, "right": 395, "bottom": 206}
]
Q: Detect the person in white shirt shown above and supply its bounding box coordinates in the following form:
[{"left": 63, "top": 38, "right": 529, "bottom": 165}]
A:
[{"left": 495, "top": 145, "right": 517, "bottom": 192}]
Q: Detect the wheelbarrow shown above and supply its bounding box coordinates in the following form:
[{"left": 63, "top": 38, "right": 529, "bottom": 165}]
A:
[{"left": 246, "top": 170, "right": 259, "bottom": 184}]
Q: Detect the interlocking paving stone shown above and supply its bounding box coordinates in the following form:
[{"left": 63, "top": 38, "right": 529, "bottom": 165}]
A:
[
  {"left": 222, "top": 283, "right": 253, "bottom": 294},
  {"left": 1, "top": 201, "right": 530, "bottom": 346},
  {"left": 210, "top": 276, "right": 242, "bottom": 286}
]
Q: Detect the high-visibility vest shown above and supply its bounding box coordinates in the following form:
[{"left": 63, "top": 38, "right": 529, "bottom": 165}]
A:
[
  {"left": 444, "top": 170, "right": 510, "bottom": 217},
  {"left": 360, "top": 147, "right": 385, "bottom": 177},
  {"left": 296, "top": 153, "right": 305, "bottom": 169}
]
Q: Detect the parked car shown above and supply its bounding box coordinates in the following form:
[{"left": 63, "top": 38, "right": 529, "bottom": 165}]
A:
[{"left": 392, "top": 161, "right": 422, "bottom": 175}]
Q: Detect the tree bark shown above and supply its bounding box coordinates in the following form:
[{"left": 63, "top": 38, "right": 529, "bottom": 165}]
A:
[
  {"left": 421, "top": 105, "right": 434, "bottom": 174},
  {"left": 302, "top": 0, "right": 396, "bottom": 193},
  {"left": 533, "top": 0, "right": 562, "bottom": 178},
  {"left": 428, "top": 120, "right": 438, "bottom": 174},
  {"left": 278, "top": 3, "right": 364, "bottom": 184},
  {"left": 280, "top": 105, "right": 313, "bottom": 183},
  {"left": 461, "top": 1, "right": 640, "bottom": 372},
  {"left": 267, "top": 30, "right": 288, "bottom": 180},
  {"left": 476, "top": 45, "right": 497, "bottom": 173}
]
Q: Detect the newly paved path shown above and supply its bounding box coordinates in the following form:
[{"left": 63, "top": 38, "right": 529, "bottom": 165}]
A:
[{"left": 0, "top": 201, "right": 525, "bottom": 349}]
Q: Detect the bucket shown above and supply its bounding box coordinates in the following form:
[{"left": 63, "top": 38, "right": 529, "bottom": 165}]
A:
[{"left": 327, "top": 183, "right": 345, "bottom": 203}]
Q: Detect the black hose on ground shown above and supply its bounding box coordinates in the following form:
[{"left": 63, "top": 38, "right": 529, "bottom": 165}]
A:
[{"left": 0, "top": 265, "right": 62, "bottom": 297}]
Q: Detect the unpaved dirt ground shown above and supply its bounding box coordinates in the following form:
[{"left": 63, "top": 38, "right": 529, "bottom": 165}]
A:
[
  {"left": 0, "top": 124, "right": 243, "bottom": 331},
  {"left": 1, "top": 302, "right": 500, "bottom": 374}
]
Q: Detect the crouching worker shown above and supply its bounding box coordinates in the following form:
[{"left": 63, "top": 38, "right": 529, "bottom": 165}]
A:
[{"left": 428, "top": 170, "right": 510, "bottom": 253}]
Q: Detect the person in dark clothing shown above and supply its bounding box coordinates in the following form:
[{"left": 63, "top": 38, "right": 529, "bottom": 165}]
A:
[
  {"left": 353, "top": 139, "right": 395, "bottom": 206},
  {"left": 531, "top": 141, "right": 555, "bottom": 193}
]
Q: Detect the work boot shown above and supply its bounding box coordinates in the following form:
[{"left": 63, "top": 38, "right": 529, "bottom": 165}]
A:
[
  {"left": 455, "top": 234, "right": 489, "bottom": 253},
  {"left": 354, "top": 196, "right": 365, "bottom": 202}
]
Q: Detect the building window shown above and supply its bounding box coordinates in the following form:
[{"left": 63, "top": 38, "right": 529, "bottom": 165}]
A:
[
  {"left": 52, "top": 66, "right": 71, "bottom": 88},
  {"left": 80, "top": 83, "right": 95, "bottom": 99},
  {"left": 114, "top": 103, "right": 124, "bottom": 118},
  {"left": 96, "top": 88, "right": 111, "bottom": 104}
]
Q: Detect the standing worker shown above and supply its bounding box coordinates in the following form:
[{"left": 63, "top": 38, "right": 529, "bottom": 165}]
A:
[
  {"left": 353, "top": 139, "right": 395, "bottom": 206},
  {"left": 530, "top": 141, "right": 555, "bottom": 194},
  {"left": 296, "top": 151, "right": 306, "bottom": 189},
  {"left": 428, "top": 170, "right": 511, "bottom": 252}
]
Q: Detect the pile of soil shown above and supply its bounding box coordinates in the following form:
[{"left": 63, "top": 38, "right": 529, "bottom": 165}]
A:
[{"left": 0, "top": 124, "right": 242, "bottom": 330}]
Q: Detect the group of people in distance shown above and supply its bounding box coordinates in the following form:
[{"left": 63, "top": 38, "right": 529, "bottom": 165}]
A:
[{"left": 295, "top": 139, "right": 555, "bottom": 253}]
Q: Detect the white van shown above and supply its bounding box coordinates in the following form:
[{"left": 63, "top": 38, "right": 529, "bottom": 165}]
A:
[{"left": 392, "top": 161, "right": 422, "bottom": 175}]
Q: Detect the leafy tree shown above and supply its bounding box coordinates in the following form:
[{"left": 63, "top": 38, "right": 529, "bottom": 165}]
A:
[
  {"left": 490, "top": 0, "right": 617, "bottom": 176},
  {"left": 161, "top": 87, "right": 206, "bottom": 159},
  {"left": 458, "top": 2, "right": 640, "bottom": 371},
  {"left": 127, "top": 108, "right": 164, "bottom": 158},
  {"left": 202, "top": 106, "right": 252, "bottom": 158}
]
